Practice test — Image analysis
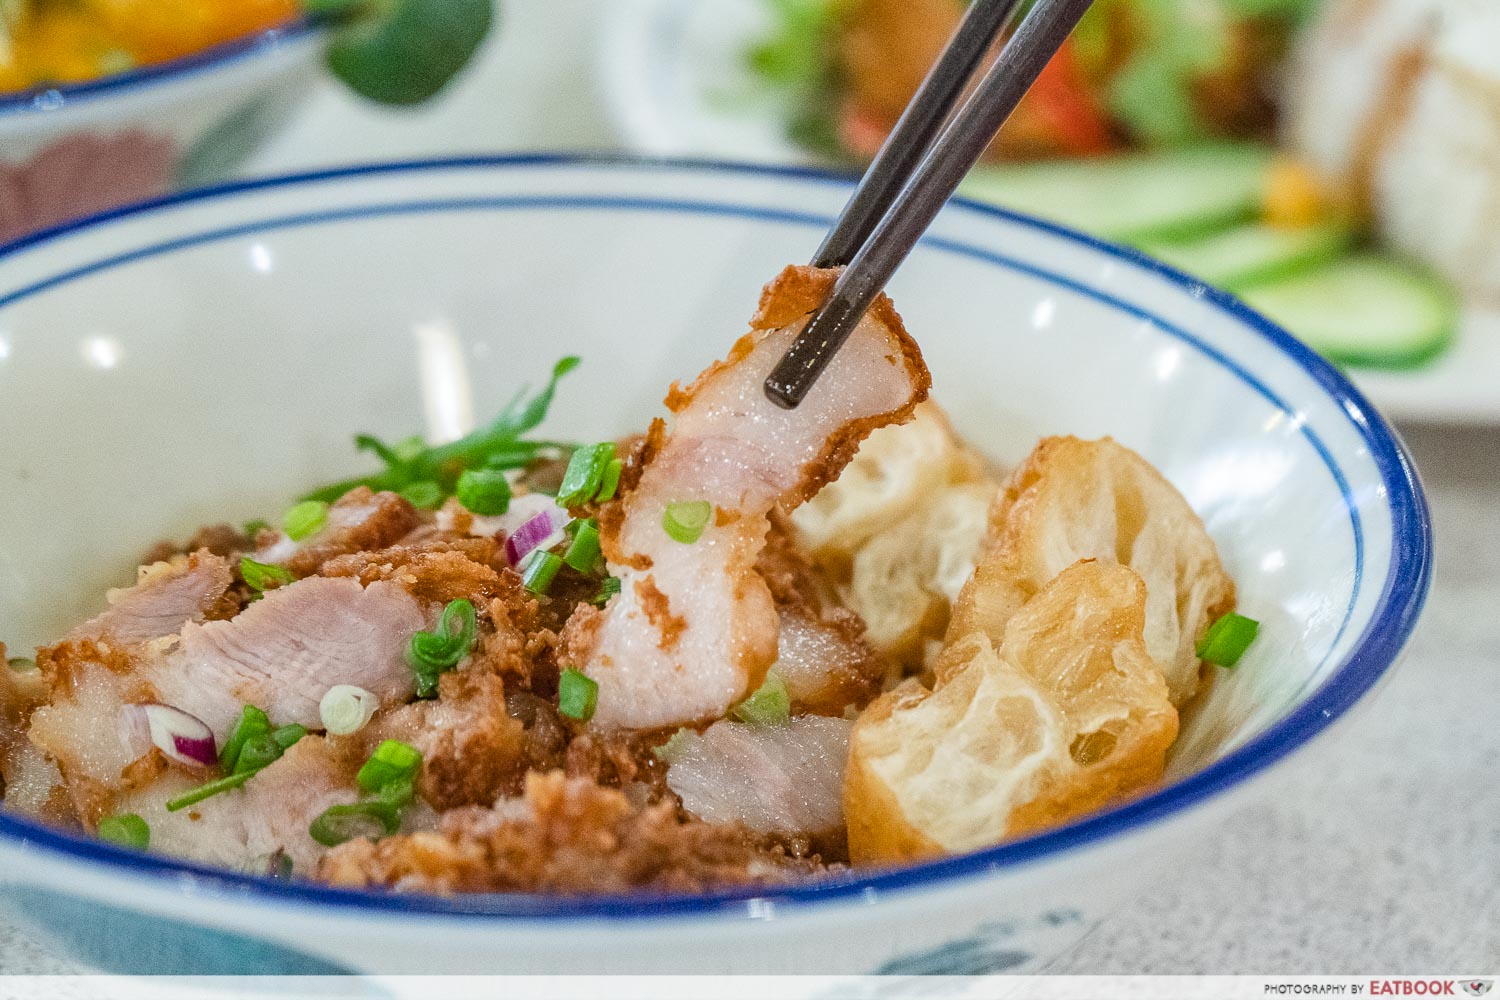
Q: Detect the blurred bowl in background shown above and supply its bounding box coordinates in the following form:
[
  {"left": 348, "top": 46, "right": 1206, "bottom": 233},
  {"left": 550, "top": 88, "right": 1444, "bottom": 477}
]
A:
[{"left": 0, "top": 19, "right": 323, "bottom": 244}]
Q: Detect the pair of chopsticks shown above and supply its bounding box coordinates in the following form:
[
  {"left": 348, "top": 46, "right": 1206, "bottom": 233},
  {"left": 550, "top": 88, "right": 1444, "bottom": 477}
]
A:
[{"left": 763, "top": 0, "right": 1097, "bottom": 409}]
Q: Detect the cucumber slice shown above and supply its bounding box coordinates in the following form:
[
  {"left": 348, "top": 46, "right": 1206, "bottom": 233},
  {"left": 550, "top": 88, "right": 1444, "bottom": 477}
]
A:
[
  {"left": 1138, "top": 222, "right": 1356, "bottom": 292},
  {"left": 958, "top": 144, "right": 1274, "bottom": 244},
  {"left": 1239, "top": 254, "right": 1459, "bottom": 370}
]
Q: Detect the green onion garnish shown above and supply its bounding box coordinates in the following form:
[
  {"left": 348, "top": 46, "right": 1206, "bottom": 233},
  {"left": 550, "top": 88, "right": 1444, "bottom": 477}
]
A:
[
  {"left": 239, "top": 557, "right": 294, "bottom": 593},
  {"left": 96, "top": 813, "right": 150, "bottom": 850},
  {"left": 520, "top": 550, "right": 564, "bottom": 595},
  {"left": 406, "top": 599, "right": 477, "bottom": 698},
  {"left": 242, "top": 519, "right": 270, "bottom": 538},
  {"left": 557, "top": 668, "right": 599, "bottom": 722},
  {"left": 7, "top": 656, "right": 36, "bottom": 672},
  {"left": 556, "top": 442, "right": 616, "bottom": 508},
  {"left": 591, "top": 576, "right": 621, "bottom": 607},
  {"left": 662, "top": 500, "right": 712, "bottom": 544},
  {"left": 282, "top": 500, "right": 329, "bottom": 542},
  {"left": 399, "top": 480, "right": 444, "bottom": 510},
  {"left": 562, "top": 519, "right": 602, "bottom": 573},
  {"left": 356, "top": 740, "right": 423, "bottom": 794},
  {"left": 595, "top": 458, "right": 623, "bottom": 502},
  {"left": 1197, "top": 612, "right": 1260, "bottom": 667},
  {"left": 219, "top": 705, "right": 272, "bottom": 771},
  {"left": 455, "top": 467, "right": 512, "bottom": 516},
  {"left": 169, "top": 710, "right": 305, "bottom": 811},
  {"left": 166, "top": 770, "right": 256, "bottom": 812},
  {"left": 308, "top": 801, "right": 401, "bottom": 847},
  {"left": 732, "top": 671, "right": 790, "bottom": 726}
]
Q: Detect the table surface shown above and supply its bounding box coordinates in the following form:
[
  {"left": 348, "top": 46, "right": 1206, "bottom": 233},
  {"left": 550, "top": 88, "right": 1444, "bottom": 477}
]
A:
[{"left": 3, "top": 0, "right": 1497, "bottom": 974}]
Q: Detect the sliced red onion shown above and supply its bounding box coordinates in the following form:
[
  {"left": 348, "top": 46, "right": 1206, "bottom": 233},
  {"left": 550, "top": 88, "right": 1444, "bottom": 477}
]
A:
[
  {"left": 504, "top": 506, "right": 569, "bottom": 566},
  {"left": 121, "top": 703, "right": 217, "bottom": 769}
]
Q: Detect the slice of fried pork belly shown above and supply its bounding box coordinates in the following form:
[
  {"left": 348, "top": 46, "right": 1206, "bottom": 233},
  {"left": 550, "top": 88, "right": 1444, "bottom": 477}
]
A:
[
  {"left": 579, "top": 265, "right": 930, "bottom": 729},
  {"left": 25, "top": 577, "right": 428, "bottom": 821},
  {"left": 148, "top": 577, "right": 426, "bottom": 737},
  {"left": 68, "top": 551, "right": 234, "bottom": 645},
  {"left": 254, "top": 487, "right": 422, "bottom": 577},
  {"left": 318, "top": 770, "right": 818, "bottom": 894},
  {"left": 664, "top": 715, "right": 852, "bottom": 850}
]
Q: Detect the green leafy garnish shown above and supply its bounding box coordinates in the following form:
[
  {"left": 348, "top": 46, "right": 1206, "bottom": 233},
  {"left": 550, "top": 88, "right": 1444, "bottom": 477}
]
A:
[
  {"left": 731, "top": 671, "right": 790, "bottom": 726},
  {"left": 167, "top": 710, "right": 307, "bottom": 812},
  {"left": 310, "top": 742, "right": 423, "bottom": 846},
  {"left": 240, "top": 557, "right": 295, "bottom": 593},
  {"left": 407, "top": 599, "right": 477, "bottom": 698},
  {"left": 311, "top": 0, "right": 496, "bottom": 106},
  {"left": 303, "top": 356, "right": 580, "bottom": 505}
]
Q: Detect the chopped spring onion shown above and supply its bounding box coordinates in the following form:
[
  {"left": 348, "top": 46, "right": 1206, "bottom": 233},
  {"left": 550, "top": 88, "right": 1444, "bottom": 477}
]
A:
[
  {"left": 562, "top": 519, "right": 602, "bottom": 573},
  {"left": 399, "top": 480, "right": 444, "bottom": 510},
  {"left": 7, "top": 657, "right": 36, "bottom": 671},
  {"left": 663, "top": 500, "right": 712, "bottom": 544},
  {"left": 219, "top": 705, "right": 271, "bottom": 772},
  {"left": 319, "top": 685, "right": 377, "bottom": 735},
  {"left": 556, "top": 442, "right": 616, "bottom": 508},
  {"left": 239, "top": 557, "right": 294, "bottom": 593},
  {"left": 652, "top": 728, "right": 694, "bottom": 763},
  {"left": 282, "top": 500, "right": 329, "bottom": 542},
  {"left": 308, "top": 801, "right": 401, "bottom": 847},
  {"left": 97, "top": 813, "right": 150, "bottom": 850},
  {"left": 591, "top": 576, "right": 621, "bottom": 607},
  {"left": 166, "top": 717, "right": 305, "bottom": 811},
  {"left": 595, "top": 457, "right": 623, "bottom": 502},
  {"left": 557, "top": 668, "right": 599, "bottom": 722},
  {"left": 520, "top": 549, "right": 563, "bottom": 595},
  {"left": 356, "top": 739, "right": 423, "bottom": 794},
  {"left": 234, "top": 725, "right": 307, "bottom": 775},
  {"left": 1197, "top": 612, "right": 1260, "bottom": 667},
  {"left": 166, "top": 770, "right": 255, "bottom": 811},
  {"left": 407, "top": 598, "right": 477, "bottom": 698},
  {"left": 456, "top": 467, "right": 512, "bottom": 516},
  {"left": 731, "top": 671, "right": 790, "bottom": 726},
  {"left": 242, "top": 519, "right": 270, "bottom": 538}
]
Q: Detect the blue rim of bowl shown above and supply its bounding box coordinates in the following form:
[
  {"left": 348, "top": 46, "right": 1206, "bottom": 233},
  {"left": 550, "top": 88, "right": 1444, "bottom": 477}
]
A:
[
  {"left": 0, "top": 155, "right": 1433, "bottom": 921},
  {"left": 0, "top": 16, "right": 319, "bottom": 119}
]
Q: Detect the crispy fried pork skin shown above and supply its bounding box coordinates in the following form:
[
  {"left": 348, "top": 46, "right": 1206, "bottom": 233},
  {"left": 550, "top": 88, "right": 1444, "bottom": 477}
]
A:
[
  {"left": 68, "top": 551, "right": 235, "bottom": 644},
  {"left": 949, "top": 436, "right": 1234, "bottom": 706},
  {"left": 664, "top": 715, "right": 852, "bottom": 849},
  {"left": 580, "top": 266, "right": 929, "bottom": 730},
  {"left": 318, "top": 771, "right": 817, "bottom": 894}
]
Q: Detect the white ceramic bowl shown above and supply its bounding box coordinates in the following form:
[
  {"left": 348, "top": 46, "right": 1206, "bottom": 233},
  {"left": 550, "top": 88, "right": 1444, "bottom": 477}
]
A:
[
  {"left": 0, "top": 19, "right": 322, "bottom": 244},
  {"left": 0, "top": 158, "right": 1431, "bottom": 975}
]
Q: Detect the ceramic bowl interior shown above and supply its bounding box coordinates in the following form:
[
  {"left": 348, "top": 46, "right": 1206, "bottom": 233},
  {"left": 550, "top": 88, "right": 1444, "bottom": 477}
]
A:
[{"left": 0, "top": 158, "right": 1430, "bottom": 921}]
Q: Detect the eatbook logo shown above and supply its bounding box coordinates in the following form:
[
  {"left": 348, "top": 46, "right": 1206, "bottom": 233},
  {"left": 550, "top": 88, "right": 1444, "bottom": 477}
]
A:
[{"left": 1461, "top": 982, "right": 1493, "bottom": 997}]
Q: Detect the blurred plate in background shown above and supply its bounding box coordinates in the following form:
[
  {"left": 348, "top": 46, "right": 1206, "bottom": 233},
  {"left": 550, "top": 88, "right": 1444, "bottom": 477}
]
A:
[{"left": 597, "top": 0, "right": 1500, "bottom": 426}]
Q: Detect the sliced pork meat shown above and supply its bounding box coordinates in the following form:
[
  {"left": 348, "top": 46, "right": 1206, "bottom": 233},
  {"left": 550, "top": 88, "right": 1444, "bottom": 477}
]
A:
[
  {"left": 318, "top": 770, "right": 818, "bottom": 894},
  {"left": 149, "top": 577, "right": 428, "bottom": 738},
  {"left": 114, "top": 736, "right": 360, "bottom": 875},
  {"left": 255, "top": 488, "right": 422, "bottom": 577},
  {"left": 580, "top": 266, "right": 929, "bottom": 729},
  {"left": 68, "top": 552, "right": 234, "bottom": 645},
  {"left": 664, "top": 715, "right": 853, "bottom": 848}
]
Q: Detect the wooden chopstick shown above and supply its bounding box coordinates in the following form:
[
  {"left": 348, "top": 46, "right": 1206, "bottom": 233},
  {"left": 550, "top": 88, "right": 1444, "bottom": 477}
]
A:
[{"left": 765, "top": 0, "right": 1098, "bottom": 409}]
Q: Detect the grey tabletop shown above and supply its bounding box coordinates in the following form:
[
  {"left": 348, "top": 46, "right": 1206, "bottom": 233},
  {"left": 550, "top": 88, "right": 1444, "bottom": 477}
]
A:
[{"left": 3, "top": 1, "right": 1498, "bottom": 973}]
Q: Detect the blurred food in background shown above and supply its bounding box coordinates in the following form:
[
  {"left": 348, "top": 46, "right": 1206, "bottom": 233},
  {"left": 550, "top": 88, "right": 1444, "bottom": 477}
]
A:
[
  {"left": 0, "top": 0, "right": 298, "bottom": 92},
  {"left": 747, "top": 0, "right": 1487, "bottom": 371},
  {"left": 0, "top": 0, "right": 492, "bottom": 244}
]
